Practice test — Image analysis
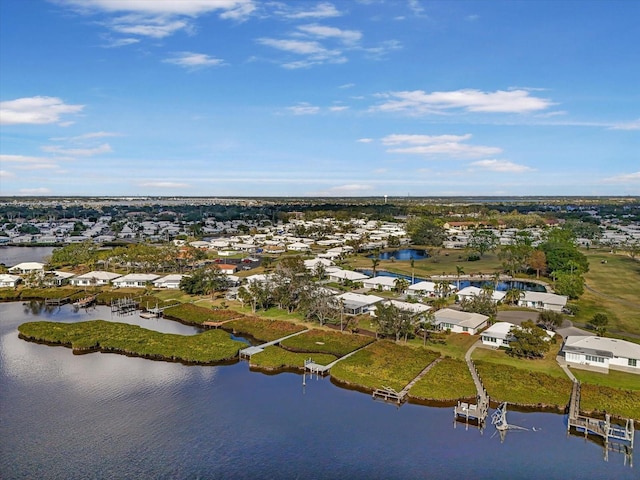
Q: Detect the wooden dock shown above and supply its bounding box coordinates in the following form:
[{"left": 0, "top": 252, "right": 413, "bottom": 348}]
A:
[
  {"left": 111, "top": 297, "right": 138, "bottom": 316},
  {"left": 455, "top": 342, "right": 489, "bottom": 426},
  {"left": 239, "top": 329, "right": 310, "bottom": 359},
  {"left": 303, "top": 344, "right": 373, "bottom": 376},
  {"left": 73, "top": 294, "right": 97, "bottom": 308},
  {"left": 567, "top": 380, "right": 634, "bottom": 463},
  {"left": 372, "top": 356, "right": 443, "bottom": 405},
  {"left": 45, "top": 295, "right": 73, "bottom": 306}
]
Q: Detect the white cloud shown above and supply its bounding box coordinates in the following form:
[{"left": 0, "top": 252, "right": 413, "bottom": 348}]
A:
[
  {"left": 0, "top": 170, "right": 15, "bottom": 178},
  {"left": 138, "top": 181, "right": 190, "bottom": 188},
  {"left": 327, "top": 184, "right": 373, "bottom": 194},
  {"left": 361, "top": 40, "right": 402, "bottom": 60},
  {"left": 0, "top": 154, "right": 59, "bottom": 169},
  {"left": 388, "top": 143, "right": 502, "bottom": 157},
  {"left": 328, "top": 106, "right": 348, "bottom": 112},
  {"left": 339, "top": 83, "right": 355, "bottom": 89},
  {"left": 357, "top": 138, "right": 373, "bottom": 143},
  {"left": 380, "top": 133, "right": 502, "bottom": 158},
  {"left": 56, "top": 0, "right": 255, "bottom": 40},
  {"left": 381, "top": 134, "right": 472, "bottom": 145},
  {"left": 287, "top": 103, "right": 321, "bottom": 115},
  {"left": 102, "top": 36, "right": 140, "bottom": 48},
  {"left": 373, "top": 168, "right": 387, "bottom": 174},
  {"left": 0, "top": 96, "right": 84, "bottom": 125},
  {"left": 41, "top": 143, "right": 112, "bottom": 156},
  {"left": 469, "top": 159, "right": 534, "bottom": 173},
  {"left": 258, "top": 37, "right": 346, "bottom": 68},
  {"left": 282, "top": 2, "right": 342, "bottom": 19},
  {"left": 51, "top": 131, "right": 121, "bottom": 142},
  {"left": 373, "top": 88, "right": 553, "bottom": 115},
  {"left": 602, "top": 171, "right": 640, "bottom": 183},
  {"left": 609, "top": 119, "right": 640, "bottom": 131},
  {"left": 296, "top": 24, "right": 361, "bottom": 45},
  {"left": 163, "top": 52, "right": 225, "bottom": 69}
]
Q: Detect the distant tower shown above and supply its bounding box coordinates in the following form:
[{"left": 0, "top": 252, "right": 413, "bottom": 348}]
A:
[{"left": 384, "top": 195, "right": 388, "bottom": 204}]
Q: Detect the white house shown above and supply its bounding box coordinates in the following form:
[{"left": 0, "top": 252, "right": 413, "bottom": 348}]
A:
[
  {"left": 518, "top": 291, "right": 567, "bottom": 312},
  {"left": 153, "top": 274, "right": 184, "bottom": 289},
  {"left": 433, "top": 308, "right": 489, "bottom": 334},
  {"left": 334, "top": 292, "right": 383, "bottom": 315},
  {"left": 371, "top": 300, "right": 432, "bottom": 322},
  {"left": 70, "top": 271, "right": 121, "bottom": 287},
  {"left": 457, "top": 286, "right": 506, "bottom": 303},
  {"left": 287, "top": 242, "right": 312, "bottom": 252},
  {"left": 362, "top": 276, "right": 398, "bottom": 291},
  {"left": 562, "top": 335, "right": 640, "bottom": 374},
  {"left": 327, "top": 269, "right": 369, "bottom": 284},
  {"left": 481, "top": 322, "right": 514, "bottom": 348},
  {"left": 8, "top": 262, "right": 45, "bottom": 274},
  {"left": 482, "top": 321, "right": 555, "bottom": 348},
  {"left": 303, "top": 258, "right": 334, "bottom": 271},
  {"left": 112, "top": 273, "right": 160, "bottom": 288},
  {"left": 407, "top": 280, "right": 457, "bottom": 298},
  {"left": 0, "top": 274, "right": 21, "bottom": 288}
]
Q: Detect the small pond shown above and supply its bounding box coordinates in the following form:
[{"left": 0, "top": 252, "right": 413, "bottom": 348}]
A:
[{"left": 368, "top": 249, "right": 429, "bottom": 260}]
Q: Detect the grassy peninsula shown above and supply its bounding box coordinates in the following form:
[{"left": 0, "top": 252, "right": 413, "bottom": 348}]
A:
[{"left": 18, "top": 320, "right": 245, "bottom": 364}]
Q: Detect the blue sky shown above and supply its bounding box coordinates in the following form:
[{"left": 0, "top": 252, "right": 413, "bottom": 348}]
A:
[{"left": 1, "top": 0, "right": 638, "bottom": 197}]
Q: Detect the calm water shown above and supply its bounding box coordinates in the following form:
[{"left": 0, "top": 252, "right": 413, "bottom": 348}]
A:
[
  {"left": 359, "top": 269, "right": 547, "bottom": 292},
  {"left": 369, "top": 249, "right": 429, "bottom": 260},
  {"left": 0, "top": 246, "right": 56, "bottom": 267},
  {"left": 0, "top": 303, "right": 635, "bottom": 479}
]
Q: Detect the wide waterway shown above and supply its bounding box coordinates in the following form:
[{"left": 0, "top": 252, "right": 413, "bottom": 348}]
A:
[{"left": 0, "top": 302, "right": 635, "bottom": 479}]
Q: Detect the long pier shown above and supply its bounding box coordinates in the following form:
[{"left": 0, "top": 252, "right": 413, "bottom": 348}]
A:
[
  {"left": 303, "top": 344, "right": 372, "bottom": 376},
  {"left": 567, "top": 380, "right": 634, "bottom": 463},
  {"left": 372, "top": 356, "right": 443, "bottom": 405},
  {"left": 455, "top": 341, "right": 489, "bottom": 426},
  {"left": 239, "top": 329, "right": 310, "bottom": 359}
]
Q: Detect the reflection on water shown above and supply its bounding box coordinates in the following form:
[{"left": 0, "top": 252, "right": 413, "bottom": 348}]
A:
[{"left": 0, "top": 302, "right": 636, "bottom": 479}]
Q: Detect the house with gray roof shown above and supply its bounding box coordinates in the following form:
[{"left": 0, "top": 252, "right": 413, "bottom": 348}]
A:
[{"left": 561, "top": 335, "right": 640, "bottom": 374}]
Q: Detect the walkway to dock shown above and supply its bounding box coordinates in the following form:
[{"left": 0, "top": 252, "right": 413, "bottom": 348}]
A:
[
  {"left": 372, "top": 356, "right": 443, "bottom": 405},
  {"left": 239, "top": 329, "right": 309, "bottom": 359},
  {"left": 567, "top": 380, "right": 634, "bottom": 461},
  {"left": 303, "top": 342, "right": 378, "bottom": 376},
  {"left": 455, "top": 340, "right": 489, "bottom": 425}
]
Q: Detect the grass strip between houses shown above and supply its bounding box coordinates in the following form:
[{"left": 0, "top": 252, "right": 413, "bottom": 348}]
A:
[
  {"left": 330, "top": 340, "right": 441, "bottom": 393},
  {"left": 408, "top": 358, "right": 476, "bottom": 402},
  {"left": 250, "top": 346, "right": 337, "bottom": 371},
  {"left": 18, "top": 320, "right": 245, "bottom": 364},
  {"left": 279, "top": 329, "right": 374, "bottom": 357}
]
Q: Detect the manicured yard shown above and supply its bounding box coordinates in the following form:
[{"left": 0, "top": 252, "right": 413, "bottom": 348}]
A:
[
  {"left": 409, "top": 358, "right": 476, "bottom": 401},
  {"left": 408, "top": 332, "right": 479, "bottom": 361},
  {"left": 471, "top": 342, "right": 568, "bottom": 379},
  {"left": 18, "top": 320, "right": 244, "bottom": 364},
  {"left": 330, "top": 340, "right": 441, "bottom": 392}
]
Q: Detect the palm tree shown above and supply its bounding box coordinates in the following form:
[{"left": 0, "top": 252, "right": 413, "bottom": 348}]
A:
[
  {"left": 394, "top": 277, "right": 410, "bottom": 294},
  {"left": 435, "top": 280, "right": 451, "bottom": 298},
  {"left": 371, "top": 256, "right": 380, "bottom": 278},
  {"left": 432, "top": 296, "right": 448, "bottom": 311},
  {"left": 410, "top": 258, "right": 415, "bottom": 285},
  {"left": 503, "top": 287, "right": 524, "bottom": 306},
  {"left": 492, "top": 271, "right": 501, "bottom": 292},
  {"left": 455, "top": 265, "right": 465, "bottom": 290}
]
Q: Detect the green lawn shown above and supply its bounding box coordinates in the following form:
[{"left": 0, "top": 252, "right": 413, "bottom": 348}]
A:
[
  {"left": 223, "top": 316, "right": 306, "bottom": 342},
  {"left": 163, "top": 303, "right": 242, "bottom": 325},
  {"left": 572, "top": 369, "right": 640, "bottom": 391},
  {"left": 408, "top": 332, "right": 478, "bottom": 361},
  {"left": 330, "top": 340, "right": 441, "bottom": 392},
  {"left": 471, "top": 342, "right": 568, "bottom": 379},
  {"left": 409, "top": 358, "right": 476, "bottom": 401},
  {"left": 578, "top": 383, "right": 640, "bottom": 421}
]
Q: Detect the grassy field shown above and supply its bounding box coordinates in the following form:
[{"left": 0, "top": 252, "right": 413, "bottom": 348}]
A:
[
  {"left": 575, "top": 250, "right": 640, "bottom": 336},
  {"left": 409, "top": 358, "right": 476, "bottom": 402},
  {"left": 18, "top": 320, "right": 244, "bottom": 364},
  {"left": 408, "top": 332, "right": 478, "bottom": 361},
  {"left": 223, "top": 316, "right": 307, "bottom": 342},
  {"left": 471, "top": 342, "right": 568, "bottom": 379},
  {"left": 250, "top": 346, "right": 336, "bottom": 370},
  {"left": 330, "top": 340, "right": 441, "bottom": 392},
  {"left": 572, "top": 368, "right": 640, "bottom": 391},
  {"left": 578, "top": 383, "right": 640, "bottom": 421},
  {"left": 280, "top": 329, "right": 374, "bottom": 357}
]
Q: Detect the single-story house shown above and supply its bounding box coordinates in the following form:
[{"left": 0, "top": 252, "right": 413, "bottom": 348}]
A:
[
  {"left": 287, "top": 242, "right": 312, "bottom": 252},
  {"left": 362, "top": 276, "right": 398, "bottom": 291},
  {"left": 304, "top": 258, "right": 334, "bottom": 271},
  {"left": 433, "top": 308, "right": 489, "bottom": 335},
  {"left": 457, "top": 286, "right": 506, "bottom": 303},
  {"left": 217, "top": 264, "right": 238, "bottom": 275},
  {"left": 8, "top": 262, "right": 45, "bottom": 274},
  {"left": 70, "top": 271, "right": 122, "bottom": 287},
  {"left": 481, "top": 322, "right": 514, "bottom": 348},
  {"left": 112, "top": 273, "right": 160, "bottom": 288},
  {"left": 334, "top": 292, "right": 383, "bottom": 315},
  {"left": 561, "top": 335, "right": 640, "bottom": 374},
  {"left": 371, "top": 300, "right": 432, "bottom": 321},
  {"left": 406, "top": 280, "right": 457, "bottom": 298},
  {"left": 44, "top": 270, "right": 75, "bottom": 287},
  {"left": 327, "top": 269, "right": 369, "bottom": 284},
  {"left": 517, "top": 291, "right": 567, "bottom": 312},
  {"left": 153, "top": 274, "right": 184, "bottom": 289},
  {"left": 0, "top": 274, "right": 21, "bottom": 288}
]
